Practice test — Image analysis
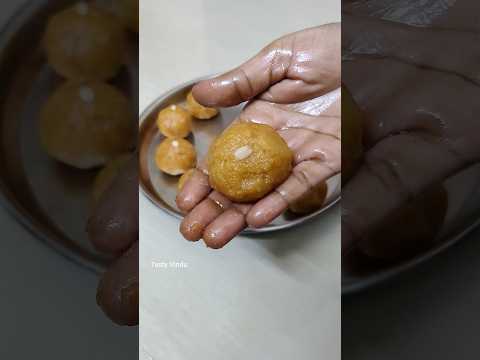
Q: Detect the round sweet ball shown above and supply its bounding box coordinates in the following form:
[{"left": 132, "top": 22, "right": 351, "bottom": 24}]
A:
[
  {"left": 207, "top": 122, "right": 293, "bottom": 202},
  {"left": 177, "top": 168, "right": 195, "bottom": 191},
  {"left": 186, "top": 91, "right": 218, "bottom": 120},
  {"left": 155, "top": 138, "right": 196, "bottom": 176},
  {"left": 40, "top": 81, "right": 134, "bottom": 169},
  {"left": 289, "top": 182, "right": 328, "bottom": 214},
  {"left": 156, "top": 104, "right": 192, "bottom": 138},
  {"left": 44, "top": 2, "right": 127, "bottom": 80},
  {"left": 91, "top": 153, "right": 131, "bottom": 207}
]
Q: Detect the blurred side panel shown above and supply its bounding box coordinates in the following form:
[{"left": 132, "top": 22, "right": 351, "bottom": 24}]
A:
[
  {"left": 0, "top": 0, "right": 138, "bottom": 357},
  {"left": 342, "top": 0, "right": 480, "bottom": 358}
]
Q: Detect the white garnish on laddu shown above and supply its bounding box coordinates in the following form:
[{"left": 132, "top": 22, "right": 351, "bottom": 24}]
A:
[
  {"left": 234, "top": 145, "right": 253, "bottom": 160},
  {"left": 79, "top": 86, "right": 95, "bottom": 102}
]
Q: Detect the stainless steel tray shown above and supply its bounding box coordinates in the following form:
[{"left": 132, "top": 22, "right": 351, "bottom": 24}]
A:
[
  {"left": 139, "top": 76, "right": 341, "bottom": 234},
  {"left": 0, "top": 0, "right": 137, "bottom": 273},
  {"left": 342, "top": 163, "right": 480, "bottom": 294}
]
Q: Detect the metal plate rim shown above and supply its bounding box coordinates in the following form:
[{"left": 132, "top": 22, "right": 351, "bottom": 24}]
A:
[
  {"left": 139, "top": 75, "right": 341, "bottom": 234},
  {"left": 342, "top": 206, "right": 480, "bottom": 295}
]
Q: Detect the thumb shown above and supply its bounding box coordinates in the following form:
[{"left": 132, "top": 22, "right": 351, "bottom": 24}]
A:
[
  {"left": 342, "top": 133, "right": 471, "bottom": 255},
  {"left": 192, "top": 40, "right": 293, "bottom": 107}
]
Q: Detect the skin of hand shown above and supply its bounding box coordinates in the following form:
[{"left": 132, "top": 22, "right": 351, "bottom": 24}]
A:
[
  {"left": 87, "top": 155, "right": 138, "bottom": 326},
  {"left": 341, "top": 8, "right": 480, "bottom": 255},
  {"left": 176, "top": 24, "right": 341, "bottom": 249}
]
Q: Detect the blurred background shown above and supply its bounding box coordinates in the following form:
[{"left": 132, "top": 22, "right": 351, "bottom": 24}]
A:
[
  {"left": 0, "top": 1, "right": 137, "bottom": 358},
  {"left": 342, "top": 0, "right": 480, "bottom": 358}
]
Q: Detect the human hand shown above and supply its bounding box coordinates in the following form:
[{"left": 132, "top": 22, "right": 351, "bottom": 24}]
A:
[
  {"left": 87, "top": 155, "right": 138, "bottom": 326},
  {"left": 176, "top": 24, "right": 341, "bottom": 249},
  {"left": 341, "top": 10, "right": 480, "bottom": 257}
]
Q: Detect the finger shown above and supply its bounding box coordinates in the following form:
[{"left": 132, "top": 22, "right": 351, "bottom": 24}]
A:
[
  {"left": 192, "top": 41, "right": 293, "bottom": 107},
  {"left": 179, "top": 191, "right": 232, "bottom": 241},
  {"left": 246, "top": 192, "right": 288, "bottom": 229},
  {"left": 176, "top": 169, "right": 211, "bottom": 213},
  {"left": 343, "top": 57, "right": 480, "bottom": 148},
  {"left": 241, "top": 100, "right": 340, "bottom": 139},
  {"left": 342, "top": 132, "right": 472, "bottom": 254},
  {"left": 97, "top": 242, "right": 138, "bottom": 326},
  {"left": 193, "top": 24, "right": 340, "bottom": 107},
  {"left": 258, "top": 79, "right": 337, "bottom": 104},
  {"left": 203, "top": 205, "right": 251, "bottom": 249},
  {"left": 87, "top": 155, "right": 138, "bottom": 254},
  {"left": 278, "top": 128, "right": 341, "bottom": 166},
  {"left": 343, "top": 13, "right": 480, "bottom": 85},
  {"left": 247, "top": 159, "right": 338, "bottom": 227}
]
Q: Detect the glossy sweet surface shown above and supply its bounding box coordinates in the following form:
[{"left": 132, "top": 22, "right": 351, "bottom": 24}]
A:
[
  {"left": 156, "top": 104, "right": 192, "bottom": 138},
  {"left": 40, "top": 81, "right": 134, "bottom": 169},
  {"left": 207, "top": 122, "right": 293, "bottom": 202},
  {"left": 186, "top": 91, "right": 218, "bottom": 119},
  {"left": 155, "top": 138, "right": 196, "bottom": 176},
  {"left": 44, "top": 3, "right": 126, "bottom": 80}
]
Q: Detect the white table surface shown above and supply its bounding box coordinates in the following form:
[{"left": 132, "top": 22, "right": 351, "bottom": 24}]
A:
[
  {"left": 343, "top": 225, "right": 480, "bottom": 360},
  {"left": 0, "top": 2, "right": 137, "bottom": 358},
  {"left": 139, "top": 1, "right": 341, "bottom": 359}
]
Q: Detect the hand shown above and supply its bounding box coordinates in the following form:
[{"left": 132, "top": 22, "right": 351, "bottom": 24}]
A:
[
  {"left": 341, "top": 9, "right": 480, "bottom": 256},
  {"left": 87, "top": 155, "right": 138, "bottom": 326},
  {"left": 176, "top": 24, "right": 341, "bottom": 249}
]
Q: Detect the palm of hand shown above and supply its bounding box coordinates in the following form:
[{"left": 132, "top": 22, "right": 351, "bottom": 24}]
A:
[
  {"left": 342, "top": 56, "right": 480, "bottom": 252},
  {"left": 176, "top": 24, "right": 341, "bottom": 248}
]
